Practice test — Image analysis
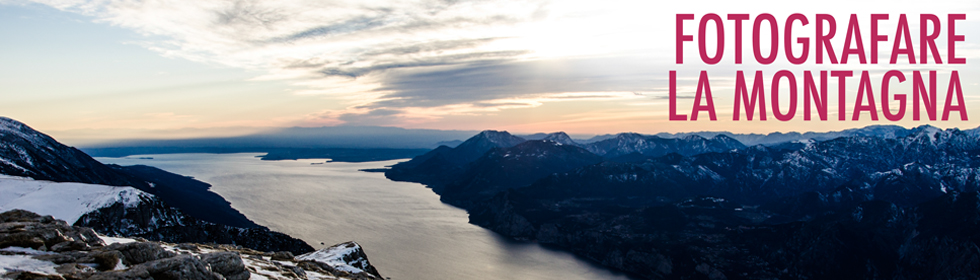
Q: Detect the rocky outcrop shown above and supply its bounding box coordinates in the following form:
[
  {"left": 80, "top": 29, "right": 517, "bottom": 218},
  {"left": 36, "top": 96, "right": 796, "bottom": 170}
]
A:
[
  {"left": 0, "top": 209, "right": 104, "bottom": 253},
  {"left": 296, "top": 241, "right": 383, "bottom": 279},
  {"left": 0, "top": 210, "right": 383, "bottom": 280},
  {"left": 76, "top": 196, "right": 313, "bottom": 255}
]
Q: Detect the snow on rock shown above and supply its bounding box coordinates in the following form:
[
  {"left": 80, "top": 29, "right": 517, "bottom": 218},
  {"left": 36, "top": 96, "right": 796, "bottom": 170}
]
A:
[
  {"left": 0, "top": 255, "right": 59, "bottom": 275},
  {"left": 0, "top": 175, "right": 147, "bottom": 224},
  {"left": 99, "top": 235, "right": 138, "bottom": 245},
  {"left": 1, "top": 209, "right": 382, "bottom": 280},
  {"left": 0, "top": 247, "right": 56, "bottom": 256},
  {"left": 297, "top": 241, "right": 377, "bottom": 276},
  {"left": 0, "top": 117, "right": 51, "bottom": 148}
]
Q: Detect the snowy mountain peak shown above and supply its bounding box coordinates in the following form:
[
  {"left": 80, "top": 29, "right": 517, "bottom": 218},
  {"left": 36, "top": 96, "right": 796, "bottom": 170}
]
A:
[
  {"left": 0, "top": 117, "right": 151, "bottom": 188},
  {"left": 0, "top": 116, "right": 32, "bottom": 132},
  {"left": 842, "top": 124, "right": 911, "bottom": 138},
  {"left": 542, "top": 132, "right": 577, "bottom": 145},
  {"left": 710, "top": 134, "right": 740, "bottom": 144},
  {"left": 682, "top": 134, "right": 706, "bottom": 141},
  {"left": 905, "top": 125, "right": 959, "bottom": 146},
  {"left": 910, "top": 124, "right": 942, "bottom": 137},
  {"left": 965, "top": 126, "right": 980, "bottom": 138},
  {"left": 0, "top": 116, "right": 60, "bottom": 150},
  {"left": 615, "top": 132, "right": 645, "bottom": 141},
  {"left": 296, "top": 241, "right": 382, "bottom": 279},
  {"left": 710, "top": 134, "right": 735, "bottom": 140}
]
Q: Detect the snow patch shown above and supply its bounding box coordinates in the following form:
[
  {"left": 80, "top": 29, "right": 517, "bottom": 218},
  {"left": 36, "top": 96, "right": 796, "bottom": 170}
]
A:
[
  {"left": 98, "top": 235, "right": 138, "bottom": 245},
  {"left": 0, "top": 247, "right": 56, "bottom": 255},
  {"left": 0, "top": 254, "right": 59, "bottom": 275},
  {"left": 296, "top": 241, "right": 369, "bottom": 275},
  {"left": 0, "top": 176, "right": 148, "bottom": 224}
]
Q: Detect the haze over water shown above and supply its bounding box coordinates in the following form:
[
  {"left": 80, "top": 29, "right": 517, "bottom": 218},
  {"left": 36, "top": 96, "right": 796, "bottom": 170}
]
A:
[{"left": 97, "top": 153, "right": 634, "bottom": 280}]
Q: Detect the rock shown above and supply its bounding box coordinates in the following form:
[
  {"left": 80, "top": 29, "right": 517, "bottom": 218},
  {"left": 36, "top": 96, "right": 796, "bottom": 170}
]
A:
[
  {"left": 88, "top": 251, "right": 123, "bottom": 271},
  {"left": 0, "top": 232, "right": 46, "bottom": 249},
  {"left": 286, "top": 265, "right": 307, "bottom": 278},
  {"left": 89, "top": 255, "right": 222, "bottom": 280},
  {"left": 175, "top": 243, "right": 200, "bottom": 252},
  {"left": 2, "top": 210, "right": 383, "bottom": 280},
  {"left": 0, "top": 209, "right": 48, "bottom": 223},
  {"left": 141, "top": 255, "right": 224, "bottom": 280},
  {"left": 32, "top": 254, "right": 76, "bottom": 265},
  {"left": 55, "top": 263, "right": 97, "bottom": 279},
  {"left": 0, "top": 210, "right": 104, "bottom": 251},
  {"left": 1, "top": 271, "right": 65, "bottom": 280},
  {"left": 272, "top": 251, "right": 295, "bottom": 261},
  {"left": 101, "top": 242, "right": 176, "bottom": 265},
  {"left": 50, "top": 241, "right": 91, "bottom": 252},
  {"left": 296, "top": 242, "right": 383, "bottom": 280},
  {"left": 199, "top": 252, "right": 250, "bottom": 280}
]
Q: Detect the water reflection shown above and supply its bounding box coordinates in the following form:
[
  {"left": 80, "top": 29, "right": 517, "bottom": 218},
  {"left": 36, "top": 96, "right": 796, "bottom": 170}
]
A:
[{"left": 98, "top": 153, "right": 635, "bottom": 280}]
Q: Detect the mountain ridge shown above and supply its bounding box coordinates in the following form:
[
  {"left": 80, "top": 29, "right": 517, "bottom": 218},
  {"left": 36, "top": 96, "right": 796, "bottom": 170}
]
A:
[
  {"left": 0, "top": 117, "right": 315, "bottom": 255},
  {"left": 0, "top": 117, "right": 257, "bottom": 228},
  {"left": 387, "top": 124, "right": 980, "bottom": 279}
]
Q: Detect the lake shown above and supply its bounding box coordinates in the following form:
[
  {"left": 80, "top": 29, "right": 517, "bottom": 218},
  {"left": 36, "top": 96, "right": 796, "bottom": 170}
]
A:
[{"left": 97, "top": 153, "right": 634, "bottom": 280}]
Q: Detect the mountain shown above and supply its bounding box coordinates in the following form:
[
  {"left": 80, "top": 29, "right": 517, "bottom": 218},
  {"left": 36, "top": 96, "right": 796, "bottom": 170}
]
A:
[
  {"left": 388, "top": 125, "right": 980, "bottom": 279},
  {"left": 966, "top": 126, "right": 980, "bottom": 137},
  {"left": 520, "top": 132, "right": 579, "bottom": 146},
  {"left": 0, "top": 117, "right": 255, "bottom": 228},
  {"left": 0, "top": 117, "right": 146, "bottom": 188},
  {"left": 450, "top": 130, "right": 528, "bottom": 163},
  {"left": 434, "top": 140, "right": 463, "bottom": 148},
  {"left": 386, "top": 130, "right": 527, "bottom": 193},
  {"left": 0, "top": 175, "right": 311, "bottom": 254},
  {"left": 0, "top": 117, "right": 312, "bottom": 254},
  {"left": 440, "top": 140, "right": 602, "bottom": 207},
  {"left": 649, "top": 124, "right": 948, "bottom": 146},
  {"left": 469, "top": 128, "right": 980, "bottom": 279},
  {"left": 386, "top": 130, "right": 745, "bottom": 197},
  {"left": 541, "top": 132, "right": 578, "bottom": 146},
  {"left": 584, "top": 133, "right": 745, "bottom": 158},
  {"left": 475, "top": 189, "right": 980, "bottom": 279}
]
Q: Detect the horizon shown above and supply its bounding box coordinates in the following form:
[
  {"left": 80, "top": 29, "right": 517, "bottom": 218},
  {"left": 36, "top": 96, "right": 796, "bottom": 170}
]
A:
[
  {"left": 1, "top": 1, "right": 977, "bottom": 144},
  {"left": 12, "top": 116, "right": 977, "bottom": 147}
]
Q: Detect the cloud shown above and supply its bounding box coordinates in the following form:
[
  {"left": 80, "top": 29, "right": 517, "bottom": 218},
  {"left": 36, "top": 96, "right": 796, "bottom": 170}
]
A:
[
  {"left": 12, "top": 0, "right": 672, "bottom": 127},
  {"left": 371, "top": 57, "right": 665, "bottom": 108},
  {"left": 317, "top": 49, "right": 530, "bottom": 78},
  {"left": 17, "top": 0, "right": 978, "bottom": 128},
  {"left": 337, "top": 108, "right": 405, "bottom": 125}
]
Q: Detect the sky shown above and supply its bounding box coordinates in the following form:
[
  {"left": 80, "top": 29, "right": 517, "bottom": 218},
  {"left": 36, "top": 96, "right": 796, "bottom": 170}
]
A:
[{"left": 0, "top": 0, "right": 977, "bottom": 144}]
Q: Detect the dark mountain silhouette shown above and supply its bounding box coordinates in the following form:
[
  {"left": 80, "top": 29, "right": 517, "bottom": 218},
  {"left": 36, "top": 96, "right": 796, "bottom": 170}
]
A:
[
  {"left": 0, "top": 117, "right": 257, "bottom": 228},
  {"left": 389, "top": 125, "right": 980, "bottom": 279},
  {"left": 440, "top": 140, "right": 602, "bottom": 207}
]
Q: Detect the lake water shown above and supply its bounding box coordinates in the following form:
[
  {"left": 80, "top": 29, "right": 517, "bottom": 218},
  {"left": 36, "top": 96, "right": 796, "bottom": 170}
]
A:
[{"left": 97, "top": 153, "right": 634, "bottom": 280}]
